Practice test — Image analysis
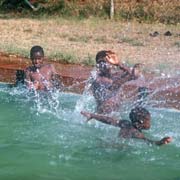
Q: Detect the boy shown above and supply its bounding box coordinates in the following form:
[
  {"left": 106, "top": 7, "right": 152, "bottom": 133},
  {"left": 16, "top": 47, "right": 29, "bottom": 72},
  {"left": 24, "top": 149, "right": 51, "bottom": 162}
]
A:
[
  {"left": 25, "top": 45, "right": 63, "bottom": 91},
  {"left": 91, "top": 50, "right": 144, "bottom": 113},
  {"left": 81, "top": 107, "right": 172, "bottom": 145}
]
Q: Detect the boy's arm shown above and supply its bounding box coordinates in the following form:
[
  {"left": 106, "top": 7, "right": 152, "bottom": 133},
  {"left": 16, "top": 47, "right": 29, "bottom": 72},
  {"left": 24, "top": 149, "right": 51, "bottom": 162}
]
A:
[
  {"left": 143, "top": 136, "right": 172, "bottom": 146},
  {"left": 133, "top": 131, "right": 172, "bottom": 146},
  {"left": 81, "top": 111, "right": 120, "bottom": 126},
  {"left": 24, "top": 69, "right": 33, "bottom": 88},
  {"left": 118, "top": 64, "right": 131, "bottom": 74},
  {"left": 118, "top": 63, "right": 143, "bottom": 79}
]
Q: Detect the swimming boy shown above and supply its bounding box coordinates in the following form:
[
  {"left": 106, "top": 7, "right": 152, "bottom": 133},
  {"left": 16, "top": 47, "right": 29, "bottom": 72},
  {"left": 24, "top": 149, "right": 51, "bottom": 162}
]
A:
[
  {"left": 81, "top": 107, "right": 172, "bottom": 145},
  {"left": 25, "top": 45, "right": 63, "bottom": 91},
  {"left": 91, "top": 50, "right": 144, "bottom": 113}
]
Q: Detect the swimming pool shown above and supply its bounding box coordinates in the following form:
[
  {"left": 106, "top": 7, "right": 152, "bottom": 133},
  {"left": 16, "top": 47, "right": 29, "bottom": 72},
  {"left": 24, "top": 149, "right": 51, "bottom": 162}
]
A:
[{"left": 0, "top": 85, "right": 180, "bottom": 180}]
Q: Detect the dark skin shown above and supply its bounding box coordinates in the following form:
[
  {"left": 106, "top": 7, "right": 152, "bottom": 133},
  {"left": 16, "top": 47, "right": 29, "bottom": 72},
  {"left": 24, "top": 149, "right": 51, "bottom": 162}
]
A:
[
  {"left": 81, "top": 110, "right": 172, "bottom": 146},
  {"left": 96, "top": 60, "right": 133, "bottom": 89},
  {"left": 25, "top": 51, "right": 63, "bottom": 91},
  {"left": 92, "top": 61, "right": 128, "bottom": 101},
  {"left": 91, "top": 59, "right": 144, "bottom": 113}
]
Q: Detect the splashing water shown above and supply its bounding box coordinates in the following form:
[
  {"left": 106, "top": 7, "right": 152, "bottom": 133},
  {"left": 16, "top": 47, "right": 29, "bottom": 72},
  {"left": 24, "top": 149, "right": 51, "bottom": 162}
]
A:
[{"left": 0, "top": 82, "right": 180, "bottom": 180}]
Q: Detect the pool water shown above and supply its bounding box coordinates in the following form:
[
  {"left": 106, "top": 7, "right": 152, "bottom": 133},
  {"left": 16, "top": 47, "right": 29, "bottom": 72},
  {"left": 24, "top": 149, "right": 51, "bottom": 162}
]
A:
[{"left": 0, "top": 85, "right": 180, "bottom": 180}]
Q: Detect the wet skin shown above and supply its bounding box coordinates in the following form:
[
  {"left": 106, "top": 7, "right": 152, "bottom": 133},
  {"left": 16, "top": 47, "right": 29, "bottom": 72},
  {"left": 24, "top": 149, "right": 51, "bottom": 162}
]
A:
[
  {"left": 25, "top": 52, "right": 62, "bottom": 91},
  {"left": 91, "top": 59, "right": 143, "bottom": 113},
  {"left": 81, "top": 110, "right": 172, "bottom": 146}
]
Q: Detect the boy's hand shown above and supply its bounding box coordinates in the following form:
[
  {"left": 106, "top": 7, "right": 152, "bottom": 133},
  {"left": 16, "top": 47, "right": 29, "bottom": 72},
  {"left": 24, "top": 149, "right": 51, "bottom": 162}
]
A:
[
  {"left": 81, "top": 111, "right": 92, "bottom": 122},
  {"left": 160, "top": 137, "right": 172, "bottom": 145},
  {"left": 33, "top": 81, "right": 40, "bottom": 90}
]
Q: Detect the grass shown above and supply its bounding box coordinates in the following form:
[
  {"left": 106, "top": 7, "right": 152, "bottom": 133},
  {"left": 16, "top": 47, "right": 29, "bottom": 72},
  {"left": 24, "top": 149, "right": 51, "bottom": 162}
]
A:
[
  {"left": 173, "top": 41, "right": 180, "bottom": 49},
  {"left": 119, "top": 37, "right": 144, "bottom": 46},
  {"left": 156, "top": 63, "right": 171, "bottom": 73},
  {"left": 94, "top": 36, "right": 111, "bottom": 44},
  {"left": 49, "top": 51, "right": 95, "bottom": 65},
  {"left": 0, "top": 44, "right": 29, "bottom": 58},
  {"left": 83, "top": 54, "right": 95, "bottom": 66},
  {"left": 0, "top": 0, "right": 179, "bottom": 24},
  {"left": 68, "top": 35, "right": 91, "bottom": 43},
  {"left": 0, "top": 17, "right": 179, "bottom": 72},
  {"left": 49, "top": 52, "right": 78, "bottom": 64}
]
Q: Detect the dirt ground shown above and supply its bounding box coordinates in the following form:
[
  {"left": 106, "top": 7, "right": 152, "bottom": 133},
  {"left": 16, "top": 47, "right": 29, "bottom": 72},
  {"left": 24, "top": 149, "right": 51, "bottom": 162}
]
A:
[
  {"left": 0, "top": 18, "right": 179, "bottom": 74},
  {"left": 0, "top": 18, "right": 179, "bottom": 110}
]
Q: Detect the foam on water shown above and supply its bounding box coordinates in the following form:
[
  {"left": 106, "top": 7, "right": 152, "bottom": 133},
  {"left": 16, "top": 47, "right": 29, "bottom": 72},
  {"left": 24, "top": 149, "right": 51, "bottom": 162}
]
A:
[
  {"left": 1, "top": 82, "right": 179, "bottom": 147},
  {"left": 0, "top": 83, "right": 180, "bottom": 179}
]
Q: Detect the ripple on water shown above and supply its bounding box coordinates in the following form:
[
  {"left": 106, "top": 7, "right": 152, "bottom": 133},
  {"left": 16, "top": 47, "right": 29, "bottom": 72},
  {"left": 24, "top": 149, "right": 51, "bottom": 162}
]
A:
[{"left": 0, "top": 84, "right": 180, "bottom": 179}]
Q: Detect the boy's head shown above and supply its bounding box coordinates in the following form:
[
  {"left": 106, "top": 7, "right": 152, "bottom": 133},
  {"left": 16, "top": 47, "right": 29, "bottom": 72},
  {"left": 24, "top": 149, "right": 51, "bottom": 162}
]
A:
[
  {"left": 129, "top": 107, "right": 151, "bottom": 130},
  {"left": 30, "top": 46, "right": 44, "bottom": 67},
  {"left": 96, "top": 50, "right": 120, "bottom": 65}
]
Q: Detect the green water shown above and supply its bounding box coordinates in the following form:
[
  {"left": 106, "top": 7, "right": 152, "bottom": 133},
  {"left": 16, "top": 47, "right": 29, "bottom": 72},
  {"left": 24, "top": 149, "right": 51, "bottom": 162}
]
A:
[{"left": 0, "top": 86, "right": 180, "bottom": 180}]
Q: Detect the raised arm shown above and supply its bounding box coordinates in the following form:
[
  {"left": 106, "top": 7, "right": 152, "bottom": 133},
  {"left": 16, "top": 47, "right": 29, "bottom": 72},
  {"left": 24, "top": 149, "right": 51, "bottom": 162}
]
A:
[
  {"left": 110, "top": 63, "right": 141, "bottom": 90},
  {"left": 118, "top": 63, "right": 132, "bottom": 75},
  {"left": 81, "top": 111, "right": 120, "bottom": 126},
  {"left": 118, "top": 63, "right": 144, "bottom": 80}
]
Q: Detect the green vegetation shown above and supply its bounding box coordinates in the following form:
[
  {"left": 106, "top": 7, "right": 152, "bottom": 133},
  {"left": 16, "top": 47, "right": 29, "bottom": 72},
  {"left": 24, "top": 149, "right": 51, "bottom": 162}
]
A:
[
  {"left": 83, "top": 54, "right": 95, "bottom": 66},
  {"left": 94, "top": 36, "right": 110, "bottom": 44},
  {"left": 0, "top": 44, "right": 29, "bottom": 57},
  {"left": 156, "top": 63, "right": 171, "bottom": 73},
  {"left": 0, "top": 0, "right": 179, "bottom": 24},
  {"left": 119, "top": 37, "right": 144, "bottom": 47},
  {"left": 0, "top": 1, "right": 179, "bottom": 67},
  {"left": 173, "top": 41, "right": 180, "bottom": 49},
  {"left": 68, "top": 35, "right": 91, "bottom": 43},
  {"left": 49, "top": 52, "right": 95, "bottom": 65},
  {"left": 49, "top": 51, "right": 78, "bottom": 64}
]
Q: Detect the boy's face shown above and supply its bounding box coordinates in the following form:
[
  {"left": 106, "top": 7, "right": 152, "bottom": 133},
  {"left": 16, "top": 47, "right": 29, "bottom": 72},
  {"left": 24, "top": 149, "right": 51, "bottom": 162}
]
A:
[
  {"left": 135, "top": 115, "right": 151, "bottom": 130},
  {"left": 141, "top": 116, "right": 151, "bottom": 129},
  {"left": 31, "top": 51, "right": 44, "bottom": 68},
  {"left": 97, "top": 60, "right": 113, "bottom": 74}
]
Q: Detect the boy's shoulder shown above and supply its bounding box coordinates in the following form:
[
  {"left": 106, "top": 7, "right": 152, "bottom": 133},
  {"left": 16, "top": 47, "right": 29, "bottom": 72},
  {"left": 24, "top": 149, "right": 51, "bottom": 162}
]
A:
[
  {"left": 119, "top": 120, "right": 132, "bottom": 128},
  {"left": 25, "top": 66, "right": 35, "bottom": 72}
]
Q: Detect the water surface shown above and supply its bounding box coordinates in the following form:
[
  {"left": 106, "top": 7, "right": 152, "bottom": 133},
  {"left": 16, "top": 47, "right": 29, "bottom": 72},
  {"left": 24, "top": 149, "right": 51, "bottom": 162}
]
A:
[{"left": 0, "top": 85, "right": 180, "bottom": 180}]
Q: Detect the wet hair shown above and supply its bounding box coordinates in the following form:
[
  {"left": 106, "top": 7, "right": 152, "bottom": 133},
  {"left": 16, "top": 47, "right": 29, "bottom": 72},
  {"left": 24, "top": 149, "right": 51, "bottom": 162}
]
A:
[
  {"left": 30, "top": 45, "right": 44, "bottom": 60},
  {"left": 129, "top": 107, "right": 150, "bottom": 124},
  {"left": 96, "top": 50, "right": 107, "bottom": 63},
  {"left": 96, "top": 50, "right": 118, "bottom": 64}
]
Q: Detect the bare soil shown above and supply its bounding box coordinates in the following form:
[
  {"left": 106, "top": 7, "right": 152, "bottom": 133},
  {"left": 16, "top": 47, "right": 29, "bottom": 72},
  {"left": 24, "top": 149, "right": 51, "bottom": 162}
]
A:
[
  {"left": 0, "top": 18, "right": 179, "bottom": 74},
  {"left": 0, "top": 18, "right": 179, "bottom": 110}
]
